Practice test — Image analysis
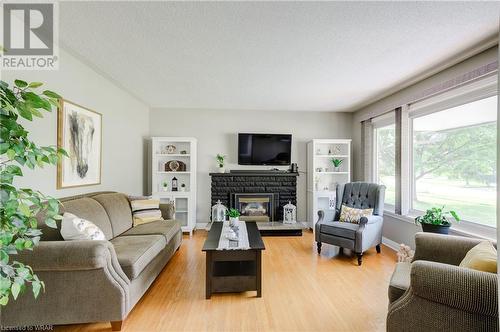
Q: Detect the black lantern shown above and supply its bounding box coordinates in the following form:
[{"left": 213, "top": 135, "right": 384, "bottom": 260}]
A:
[{"left": 172, "top": 177, "right": 178, "bottom": 191}]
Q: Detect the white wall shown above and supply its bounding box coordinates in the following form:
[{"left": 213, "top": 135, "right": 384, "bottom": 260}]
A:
[
  {"left": 351, "top": 46, "right": 499, "bottom": 247},
  {"left": 149, "top": 109, "right": 353, "bottom": 224},
  {"left": 2, "top": 48, "right": 150, "bottom": 198}
]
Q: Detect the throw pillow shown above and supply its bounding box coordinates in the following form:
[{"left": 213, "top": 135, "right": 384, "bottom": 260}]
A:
[
  {"left": 339, "top": 205, "right": 373, "bottom": 224},
  {"left": 61, "top": 212, "right": 106, "bottom": 241},
  {"left": 129, "top": 196, "right": 164, "bottom": 226},
  {"left": 459, "top": 241, "right": 497, "bottom": 273}
]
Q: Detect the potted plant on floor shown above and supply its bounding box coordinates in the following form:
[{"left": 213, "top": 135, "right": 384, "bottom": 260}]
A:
[
  {"left": 226, "top": 208, "right": 240, "bottom": 226},
  {"left": 415, "top": 206, "right": 460, "bottom": 234},
  {"left": 216, "top": 154, "right": 226, "bottom": 173},
  {"left": 0, "top": 79, "right": 67, "bottom": 305},
  {"left": 330, "top": 158, "right": 343, "bottom": 172}
]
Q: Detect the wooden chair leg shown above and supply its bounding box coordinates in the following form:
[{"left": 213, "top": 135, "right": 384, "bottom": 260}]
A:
[
  {"left": 357, "top": 253, "right": 363, "bottom": 266},
  {"left": 111, "top": 320, "right": 123, "bottom": 331},
  {"left": 339, "top": 247, "right": 343, "bottom": 255},
  {"left": 376, "top": 244, "right": 381, "bottom": 253},
  {"left": 317, "top": 242, "right": 322, "bottom": 254}
]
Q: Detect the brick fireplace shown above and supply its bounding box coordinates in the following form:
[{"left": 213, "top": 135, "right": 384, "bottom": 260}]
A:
[{"left": 209, "top": 171, "right": 298, "bottom": 222}]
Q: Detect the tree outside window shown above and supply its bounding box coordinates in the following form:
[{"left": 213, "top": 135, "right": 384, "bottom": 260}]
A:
[{"left": 412, "top": 95, "right": 497, "bottom": 227}]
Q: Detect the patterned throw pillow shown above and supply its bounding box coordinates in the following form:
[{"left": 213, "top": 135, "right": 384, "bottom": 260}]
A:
[
  {"left": 129, "top": 196, "right": 164, "bottom": 226},
  {"left": 61, "top": 212, "right": 106, "bottom": 240},
  {"left": 339, "top": 205, "right": 373, "bottom": 224}
]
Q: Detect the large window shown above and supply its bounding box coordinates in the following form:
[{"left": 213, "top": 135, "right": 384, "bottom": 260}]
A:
[
  {"left": 411, "top": 95, "right": 497, "bottom": 227},
  {"left": 375, "top": 124, "right": 396, "bottom": 207}
]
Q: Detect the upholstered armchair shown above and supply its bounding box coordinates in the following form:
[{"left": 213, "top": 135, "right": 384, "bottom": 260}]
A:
[
  {"left": 315, "top": 182, "right": 385, "bottom": 265},
  {"left": 387, "top": 232, "right": 498, "bottom": 331}
]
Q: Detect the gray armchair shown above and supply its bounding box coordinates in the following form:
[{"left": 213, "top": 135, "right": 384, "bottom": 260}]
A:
[{"left": 315, "top": 182, "right": 385, "bottom": 266}]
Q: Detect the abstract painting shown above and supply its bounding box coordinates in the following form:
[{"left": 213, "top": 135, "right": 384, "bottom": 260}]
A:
[{"left": 57, "top": 99, "right": 101, "bottom": 188}]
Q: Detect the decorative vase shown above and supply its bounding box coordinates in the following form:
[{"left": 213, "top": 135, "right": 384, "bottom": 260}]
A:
[
  {"left": 218, "top": 166, "right": 225, "bottom": 173},
  {"left": 162, "top": 186, "right": 169, "bottom": 192},
  {"left": 334, "top": 166, "right": 341, "bottom": 172},
  {"left": 229, "top": 217, "right": 239, "bottom": 226},
  {"left": 180, "top": 186, "right": 186, "bottom": 192},
  {"left": 421, "top": 223, "right": 450, "bottom": 234}
]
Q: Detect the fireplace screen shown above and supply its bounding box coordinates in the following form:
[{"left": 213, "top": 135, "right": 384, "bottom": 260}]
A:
[{"left": 232, "top": 193, "right": 276, "bottom": 222}]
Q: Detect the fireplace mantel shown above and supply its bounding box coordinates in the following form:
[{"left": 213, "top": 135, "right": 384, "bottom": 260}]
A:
[{"left": 209, "top": 171, "right": 298, "bottom": 177}]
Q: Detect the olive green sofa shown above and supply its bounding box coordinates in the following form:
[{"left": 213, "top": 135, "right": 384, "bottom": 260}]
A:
[{"left": 0, "top": 192, "right": 182, "bottom": 331}]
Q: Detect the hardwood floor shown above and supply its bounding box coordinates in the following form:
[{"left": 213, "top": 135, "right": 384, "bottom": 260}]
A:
[{"left": 57, "top": 230, "right": 396, "bottom": 332}]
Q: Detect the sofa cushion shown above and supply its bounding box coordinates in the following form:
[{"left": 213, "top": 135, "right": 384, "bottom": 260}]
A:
[
  {"left": 111, "top": 235, "right": 166, "bottom": 279},
  {"left": 60, "top": 212, "right": 106, "bottom": 241},
  {"left": 61, "top": 197, "right": 114, "bottom": 240},
  {"left": 93, "top": 193, "right": 134, "bottom": 237},
  {"left": 459, "top": 241, "right": 497, "bottom": 273},
  {"left": 388, "top": 262, "right": 411, "bottom": 303},
  {"left": 319, "top": 221, "right": 358, "bottom": 240},
  {"left": 339, "top": 205, "right": 373, "bottom": 224},
  {"left": 120, "top": 220, "right": 181, "bottom": 243}
]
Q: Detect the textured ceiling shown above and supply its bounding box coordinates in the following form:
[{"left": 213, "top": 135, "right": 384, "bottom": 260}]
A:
[{"left": 59, "top": 1, "right": 499, "bottom": 111}]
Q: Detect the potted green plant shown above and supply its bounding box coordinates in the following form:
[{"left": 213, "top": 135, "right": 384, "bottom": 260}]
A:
[
  {"left": 180, "top": 183, "right": 186, "bottom": 192},
  {"left": 415, "top": 206, "right": 460, "bottom": 234},
  {"left": 216, "top": 154, "right": 226, "bottom": 173},
  {"left": 0, "top": 79, "right": 67, "bottom": 305},
  {"left": 162, "top": 181, "right": 169, "bottom": 192},
  {"left": 331, "top": 158, "right": 343, "bottom": 172},
  {"left": 226, "top": 208, "right": 240, "bottom": 226}
]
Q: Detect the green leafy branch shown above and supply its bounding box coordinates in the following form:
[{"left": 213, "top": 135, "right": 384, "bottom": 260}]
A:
[{"left": 0, "top": 79, "right": 66, "bottom": 306}]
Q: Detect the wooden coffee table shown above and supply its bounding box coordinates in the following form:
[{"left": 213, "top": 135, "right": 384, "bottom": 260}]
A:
[{"left": 202, "top": 222, "right": 265, "bottom": 299}]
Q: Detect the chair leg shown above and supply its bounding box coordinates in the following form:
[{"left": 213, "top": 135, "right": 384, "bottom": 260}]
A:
[
  {"left": 357, "top": 253, "right": 363, "bottom": 266},
  {"left": 111, "top": 321, "right": 123, "bottom": 331},
  {"left": 339, "top": 247, "right": 343, "bottom": 255},
  {"left": 317, "top": 242, "right": 322, "bottom": 254},
  {"left": 376, "top": 244, "right": 381, "bottom": 253}
]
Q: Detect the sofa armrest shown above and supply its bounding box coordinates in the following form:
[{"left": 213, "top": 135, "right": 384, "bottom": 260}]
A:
[
  {"left": 13, "top": 240, "right": 118, "bottom": 271},
  {"left": 3, "top": 240, "right": 131, "bottom": 327},
  {"left": 412, "top": 232, "right": 484, "bottom": 265},
  {"left": 160, "top": 202, "right": 175, "bottom": 220},
  {"left": 410, "top": 260, "right": 498, "bottom": 316}
]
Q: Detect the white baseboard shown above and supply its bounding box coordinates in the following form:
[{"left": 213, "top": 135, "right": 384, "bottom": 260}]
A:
[{"left": 382, "top": 236, "right": 399, "bottom": 252}]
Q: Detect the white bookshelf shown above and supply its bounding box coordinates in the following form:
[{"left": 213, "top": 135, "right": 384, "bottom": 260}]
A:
[
  {"left": 307, "top": 139, "right": 351, "bottom": 232},
  {"left": 151, "top": 137, "right": 197, "bottom": 236}
]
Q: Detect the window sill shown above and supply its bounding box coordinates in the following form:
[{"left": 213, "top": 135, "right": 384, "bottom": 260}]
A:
[{"left": 383, "top": 211, "right": 496, "bottom": 241}]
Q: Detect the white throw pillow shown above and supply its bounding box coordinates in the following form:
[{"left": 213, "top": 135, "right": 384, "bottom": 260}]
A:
[{"left": 61, "top": 212, "right": 106, "bottom": 241}]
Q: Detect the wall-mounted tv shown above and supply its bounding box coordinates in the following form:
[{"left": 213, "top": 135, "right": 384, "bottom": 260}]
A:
[{"left": 238, "top": 133, "right": 292, "bottom": 166}]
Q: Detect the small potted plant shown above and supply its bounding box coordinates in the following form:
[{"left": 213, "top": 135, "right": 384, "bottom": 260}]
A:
[
  {"left": 226, "top": 208, "right": 240, "bottom": 226},
  {"left": 415, "top": 206, "right": 460, "bottom": 234},
  {"left": 162, "top": 181, "right": 169, "bottom": 192},
  {"left": 331, "top": 158, "right": 343, "bottom": 172},
  {"left": 216, "top": 154, "right": 226, "bottom": 173},
  {"left": 180, "top": 183, "right": 186, "bottom": 192}
]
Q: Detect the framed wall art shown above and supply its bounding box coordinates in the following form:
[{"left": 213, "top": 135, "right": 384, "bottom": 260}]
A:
[{"left": 57, "top": 99, "right": 102, "bottom": 189}]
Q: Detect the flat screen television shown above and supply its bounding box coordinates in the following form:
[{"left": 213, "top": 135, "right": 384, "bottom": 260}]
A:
[{"left": 238, "top": 133, "right": 292, "bottom": 165}]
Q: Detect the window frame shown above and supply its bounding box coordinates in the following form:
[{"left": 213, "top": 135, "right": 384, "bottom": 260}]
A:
[
  {"left": 407, "top": 74, "right": 498, "bottom": 230},
  {"left": 372, "top": 112, "right": 396, "bottom": 212}
]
